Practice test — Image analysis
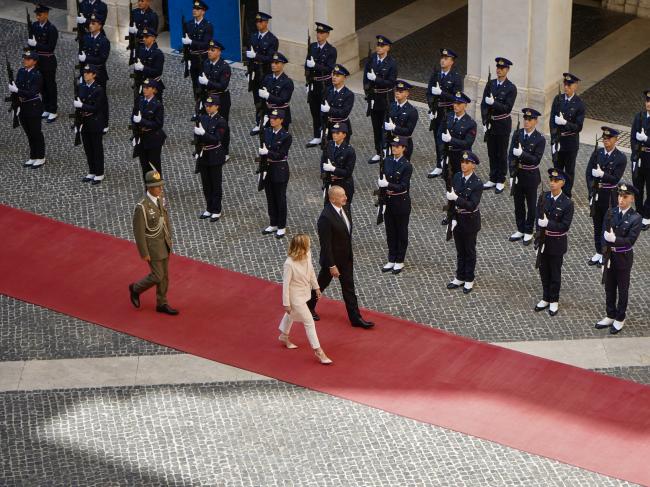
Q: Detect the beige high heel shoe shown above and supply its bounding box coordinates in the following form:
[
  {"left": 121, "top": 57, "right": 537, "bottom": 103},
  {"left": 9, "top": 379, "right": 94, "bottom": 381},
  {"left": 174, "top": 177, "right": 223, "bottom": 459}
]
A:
[
  {"left": 315, "top": 349, "right": 333, "bottom": 365},
  {"left": 279, "top": 333, "right": 298, "bottom": 349}
]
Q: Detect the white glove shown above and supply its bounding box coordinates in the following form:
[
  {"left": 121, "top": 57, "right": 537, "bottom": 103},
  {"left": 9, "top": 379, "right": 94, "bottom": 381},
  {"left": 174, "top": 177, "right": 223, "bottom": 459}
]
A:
[
  {"left": 132, "top": 111, "right": 142, "bottom": 123},
  {"left": 128, "top": 23, "right": 137, "bottom": 34},
  {"left": 592, "top": 165, "right": 604, "bottom": 178},
  {"left": 366, "top": 69, "right": 376, "bottom": 81},
  {"left": 78, "top": 51, "right": 86, "bottom": 62},
  {"left": 446, "top": 189, "right": 458, "bottom": 201},
  {"left": 538, "top": 214, "right": 548, "bottom": 228},
  {"left": 551, "top": 143, "right": 558, "bottom": 155},
  {"left": 320, "top": 100, "right": 330, "bottom": 113},
  {"left": 482, "top": 124, "right": 487, "bottom": 133},
  {"left": 604, "top": 229, "right": 616, "bottom": 243},
  {"left": 76, "top": 14, "right": 86, "bottom": 24},
  {"left": 323, "top": 160, "right": 336, "bottom": 172},
  {"left": 306, "top": 56, "right": 315, "bottom": 68},
  {"left": 262, "top": 115, "right": 269, "bottom": 127},
  {"left": 258, "top": 143, "right": 269, "bottom": 156},
  {"left": 428, "top": 111, "right": 435, "bottom": 121},
  {"left": 451, "top": 219, "right": 458, "bottom": 232},
  {"left": 304, "top": 85, "right": 310, "bottom": 94},
  {"left": 513, "top": 143, "right": 523, "bottom": 157},
  {"left": 441, "top": 129, "right": 451, "bottom": 143},
  {"left": 636, "top": 128, "right": 648, "bottom": 142},
  {"left": 384, "top": 119, "right": 396, "bottom": 131},
  {"left": 258, "top": 87, "right": 269, "bottom": 99},
  {"left": 182, "top": 34, "right": 192, "bottom": 45},
  {"left": 193, "top": 123, "right": 205, "bottom": 136},
  {"left": 8, "top": 82, "right": 18, "bottom": 93},
  {"left": 431, "top": 82, "right": 442, "bottom": 95},
  {"left": 246, "top": 46, "right": 256, "bottom": 59},
  {"left": 27, "top": 36, "right": 36, "bottom": 47},
  {"left": 485, "top": 93, "right": 494, "bottom": 105},
  {"left": 377, "top": 175, "right": 389, "bottom": 188},
  {"left": 198, "top": 72, "right": 208, "bottom": 85},
  {"left": 73, "top": 97, "right": 83, "bottom": 108},
  {"left": 509, "top": 178, "right": 514, "bottom": 188},
  {"left": 554, "top": 113, "right": 567, "bottom": 126},
  {"left": 134, "top": 59, "right": 144, "bottom": 71}
]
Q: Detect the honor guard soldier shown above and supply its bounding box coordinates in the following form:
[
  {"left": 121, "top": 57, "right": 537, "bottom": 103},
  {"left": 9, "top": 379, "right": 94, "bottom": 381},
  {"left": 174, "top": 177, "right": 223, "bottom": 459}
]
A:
[
  {"left": 128, "top": 0, "right": 159, "bottom": 41},
  {"left": 305, "top": 22, "right": 337, "bottom": 148},
  {"left": 79, "top": 14, "right": 110, "bottom": 132},
  {"left": 129, "top": 169, "right": 179, "bottom": 316},
  {"left": 28, "top": 4, "right": 58, "bottom": 123},
  {"left": 585, "top": 126, "right": 627, "bottom": 267},
  {"left": 550, "top": 72, "right": 585, "bottom": 198},
  {"left": 631, "top": 90, "right": 650, "bottom": 230},
  {"left": 534, "top": 169, "right": 574, "bottom": 317},
  {"left": 259, "top": 53, "right": 294, "bottom": 131},
  {"left": 194, "top": 96, "right": 228, "bottom": 222},
  {"left": 181, "top": 0, "right": 213, "bottom": 100},
  {"left": 133, "top": 28, "right": 164, "bottom": 100},
  {"left": 445, "top": 150, "right": 483, "bottom": 294},
  {"left": 76, "top": 0, "right": 107, "bottom": 34},
  {"left": 427, "top": 48, "right": 463, "bottom": 178},
  {"left": 508, "top": 108, "right": 545, "bottom": 246},
  {"left": 384, "top": 80, "right": 418, "bottom": 161},
  {"left": 364, "top": 35, "right": 397, "bottom": 164},
  {"left": 246, "top": 11, "right": 278, "bottom": 135},
  {"left": 595, "top": 182, "right": 642, "bottom": 334},
  {"left": 320, "top": 64, "right": 354, "bottom": 143},
  {"left": 481, "top": 57, "right": 517, "bottom": 194},
  {"left": 74, "top": 64, "right": 106, "bottom": 184},
  {"left": 259, "top": 109, "right": 292, "bottom": 239},
  {"left": 439, "top": 92, "right": 477, "bottom": 224},
  {"left": 132, "top": 78, "right": 166, "bottom": 179},
  {"left": 377, "top": 136, "right": 413, "bottom": 275},
  {"left": 8, "top": 50, "right": 46, "bottom": 168},
  {"left": 321, "top": 122, "right": 355, "bottom": 210},
  {"left": 198, "top": 40, "right": 231, "bottom": 156}
]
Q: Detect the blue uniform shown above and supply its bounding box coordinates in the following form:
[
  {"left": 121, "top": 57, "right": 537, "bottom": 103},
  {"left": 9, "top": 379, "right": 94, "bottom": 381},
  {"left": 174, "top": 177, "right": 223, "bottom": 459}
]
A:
[
  {"left": 79, "top": 0, "right": 107, "bottom": 31},
  {"left": 132, "top": 7, "right": 158, "bottom": 40},
  {"left": 247, "top": 30, "right": 279, "bottom": 110},
  {"left": 481, "top": 78, "right": 517, "bottom": 185},
  {"left": 201, "top": 58, "right": 231, "bottom": 120},
  {"left": 451, "top": 172, "right": 483, "bottom": 283},
  {"left": 320, "top": 140, "right": 356, "bottom": 206},
  {"left": 185, "top": 18, "right": 214, "bottom": 98},
  {"left": 387, "top": 100, "right": 419, "bottom": 160},
  {"left": 550, "top": 93, "right": 586, "bottom": 197},
  {"left": 135, "top": 42, "right": 165, "bottom": 96},
  {"left": 363, "top": 53, "right": 397, "bottom": 155},
  {"left": 438, "top": 112, "right": 477, "bottom": 188},
  {"left": 81, "top": 31, "right": 110, "bottom": 127},
  {"left": 132, "top": 95, "right": 166, "bottom": 177},
  {"left": 78, "top": 80, "right": 106, "bottom": 176},
  {"left": 305, "top": 41, "right": 337, "bottom": 138},
  {"left": 427, "top": 67, "right": 463, "bottom": 168},
  {"left": 324, "top": 85, "right": 355, "bottom": 141},
  {"left": 263, "top": 127, "right": 292, "bottom": 229},
  {"left": 631, "top": 111, "right": 650, "bottom": 219},
  {"left": 383, "top": 155, "right": 412, "bottom": 264},
  {"left": 16, "top": 66, "right": 45, "bottom": 160},
  {"left": 262, "top": 72, "right": 294, "bottom": 129},
  {"left": 31, "top": 20, "right": 58, "bottom": 114},
  {"left": 197, "top": 112, "right": 228, "bottom": 214}
]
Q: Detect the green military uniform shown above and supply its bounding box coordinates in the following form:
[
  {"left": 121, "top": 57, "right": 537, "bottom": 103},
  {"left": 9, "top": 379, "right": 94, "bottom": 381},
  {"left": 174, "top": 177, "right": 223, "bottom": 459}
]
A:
[{"left": 131, "top": 170, "right": 174, "bottom": 309}]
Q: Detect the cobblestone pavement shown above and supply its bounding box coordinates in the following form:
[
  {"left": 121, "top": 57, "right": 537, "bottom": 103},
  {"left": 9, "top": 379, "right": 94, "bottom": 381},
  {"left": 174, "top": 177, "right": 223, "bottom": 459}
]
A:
[
  {"left": 570, "top": 4, "right": 634, "bottom": 57},
  {"left": 0, "top": 382, "right": 635, "bottom": 486},
  {"left": 582, "top": 48, "right": 650, "bottom": 126},
  {"left": 355, "top": 0, "right": 418, "bottom": 30}
]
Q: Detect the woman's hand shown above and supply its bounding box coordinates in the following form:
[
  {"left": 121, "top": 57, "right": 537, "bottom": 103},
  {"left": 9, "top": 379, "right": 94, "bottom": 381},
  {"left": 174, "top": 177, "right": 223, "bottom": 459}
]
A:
[
  {"left": 315, "top": 289, "right": 322, "bottom": 299},
  {"left": 283, "top": 305, "right": 291, "bottom": 314}
]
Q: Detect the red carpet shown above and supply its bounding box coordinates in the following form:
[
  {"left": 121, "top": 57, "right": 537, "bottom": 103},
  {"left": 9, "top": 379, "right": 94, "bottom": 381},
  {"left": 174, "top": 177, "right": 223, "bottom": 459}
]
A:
[{"left": 1, "top": 204, "right": 649, "bottom": 485}]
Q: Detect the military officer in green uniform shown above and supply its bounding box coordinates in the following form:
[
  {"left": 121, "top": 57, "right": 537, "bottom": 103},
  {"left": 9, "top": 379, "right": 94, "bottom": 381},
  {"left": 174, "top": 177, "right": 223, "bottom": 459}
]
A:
[{"left": 129, "top": 169, "right": 179, "bottom": 315}]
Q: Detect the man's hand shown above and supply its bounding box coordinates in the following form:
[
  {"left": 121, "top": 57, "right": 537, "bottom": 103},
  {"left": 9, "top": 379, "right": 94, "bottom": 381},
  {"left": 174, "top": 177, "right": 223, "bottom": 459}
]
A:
[
  {"left": 384, "top": 119, "right": 396, "bottom": 131},
  {"left": 538, "top": 214, "right": 549, "bottom": 228},
  {"left": 377, "top": 175, "right": 389, "bottom": 188},
  {"left": 8, "top": 82, "right": 18, "bottom": 93},
  {"left": 134, "top": 59, "right": 144, "bottom": 71},
  {"left": 635, "top": 128, "right": 647, "bottom": 142},
  {"left": 320, "top": 100, "right": 330, "bottom": 113},
  {"left": 193, "top": 123, "right": 205, "bottom": 136},
  {"left": 76, "top": 14, "right": 86, "bottom": 24},
  {"left": 246, "top": 46, "right": 256, "bottom": 59},
  {"left": 132, "top": 111, "right": 142, "bottom": 123},
  {"left": 73, "top": 97, "right": 83, "bottom": 108},
  {"left": 604, "top": 229, "right": 616, "bottom": 243},
  {"left": 305, "top": 56, "right": 315, "bottom": 68},
  {"left": 329, "top": 265, "right": 340, "bottom": 278},
  {"left": 198, "top": 72, "right": 208, "bottom": 85},
  {"left": 446, "top": 189, "right": 458, "bottom": 201},
  {"left": 366, "top": 69, "right": 376, "bottom": 81},
  {"left": 78, "top": 51, "right": 86, "bottom": 62},
  {"left": 128, "top": 23, "right": 137, "bottom": 34},
  {"left": 484, "top": 93, "right": 494, "bottom": 105},
  {"left": 428, "top": 111, "right": 435, "bottom": 121},
  {"left": 554, "top": 112, "right": 567, "bottom": 126},
  {"left": 258, "top": 87, "right": 269, "bottom": 99},
  {"left": 258, "top": 143, "right": 269, "bottom": 156},
  {"left": 441, "top": 129, "right": 451, "bottom": 142},
  {"left": 513, "top": 143, "right": 523, "bottom": 157},
  {"left": 322, "top": 160, "right": 336, "bottom": 172},
  {"left": 142, "top": 255, "right": 151, "bottom": 262},
  {"left": 431, "top": 82, "right": 441, "bottom": 95},
  {"left": 182, "top": 34, "right": 192, "bottom": 45},
  {"left": 27, "top": 36, "right": 36, "bottom": 47},
  {"left": 592, "top": 165, "right": 604, "bottom": 178}
]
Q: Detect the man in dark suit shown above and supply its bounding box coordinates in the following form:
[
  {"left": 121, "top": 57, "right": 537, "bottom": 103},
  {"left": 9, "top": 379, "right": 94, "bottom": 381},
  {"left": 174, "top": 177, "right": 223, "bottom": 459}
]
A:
[{"left": 307, "top": 186, "right": 375, "bottom": 329}]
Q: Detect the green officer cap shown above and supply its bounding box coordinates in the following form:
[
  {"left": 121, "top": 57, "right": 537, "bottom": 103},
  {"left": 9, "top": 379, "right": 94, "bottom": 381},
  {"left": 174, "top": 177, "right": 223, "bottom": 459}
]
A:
[{"left": 144, "top": 169, "right": 164, "bottom": 188}]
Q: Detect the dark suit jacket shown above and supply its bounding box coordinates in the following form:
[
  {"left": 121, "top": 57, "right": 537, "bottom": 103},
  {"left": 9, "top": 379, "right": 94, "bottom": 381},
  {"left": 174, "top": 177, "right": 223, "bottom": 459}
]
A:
[{"left": 317, "top": 203, "right": 353, "bottom": 269}]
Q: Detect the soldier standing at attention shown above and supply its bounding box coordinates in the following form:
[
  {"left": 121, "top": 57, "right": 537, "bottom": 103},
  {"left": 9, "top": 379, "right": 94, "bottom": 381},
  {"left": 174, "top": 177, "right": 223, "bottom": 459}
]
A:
[
  {"left": 128, "top": 0, "right": 158, "bottom": 42},
  {"left": 8, "top": 50, "right": 46, "bottom": 169},
  {"left": 385, "top": 80, "right": 418, "bottom": 161},
  {"left": 549, "top": 72, "right": 585, "bottom": 198},
  {"left": 320, "top": 122, "right": 355, "bottom": 211},
  {"left": 427, "top": 48, "right": 463, "bottom": 178},
  {"left": 181, "top": 0, "right": 213, "bottom": 101},
  {"left": 246, "top": 11, "right": 278, "bottom": 135},
  {"left": 320, "top": 64, "right": 354, "bottom": 142},
  {"left": 534, "top": 169, "right": 574, "bottom": 317},
  {"left": 28, "top": 4, "right": 58, "bottom": 123},
  {"left": 133, "top": 28, "right": 165, "bottom": 100},
  {"left": 304, "top": 22, "right": 337, "bottom": 148},
  {"left": 631, "top": 90, "right": 650, "bottom": 230},
  {"left": 132, "top": 78, "right": 166, "bottom": 179},
  {"left": 79, "top": 14, "right": 110, "bottom": 132},
  {"left": 595, "top": 183, "right": 642, "bottom": 334},
  {"left": 129, "top": 169, "right": 179, "bottom": 316},
  {"left": 585, "top": 127, "right": 627, "bottom": 267},
  {"left": 364, "top": 35, "right": 397, "bottom": 164},
  {"left": 481, "top": 57, "right": 517, "bottom": 194},
  {"left": 508, "top": 108, "right": 545, "bottom": 246},
  {"left": 259, "top": 53, "right": 294, "bottom": 131},
  {"left": 74, "top": 64, "right": 106, "bottom": 185},
  {"left": 198, "top": 40, "right": 231, "bottom": 157},
  {"left": 76, "top": 0, "right": 108, "bottom": 34}
]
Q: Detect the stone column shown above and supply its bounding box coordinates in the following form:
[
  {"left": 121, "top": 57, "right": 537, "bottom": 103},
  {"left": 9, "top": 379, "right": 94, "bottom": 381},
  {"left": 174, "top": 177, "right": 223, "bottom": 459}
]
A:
[
  {"left": 66, "top": 0, "right": 130, "bottom": 44},
  {"left": 258, "top": 0, "right": 360, "bottom": 80},
  {"left": 464, "top": 0, "right": 572, "bottom": 131}
]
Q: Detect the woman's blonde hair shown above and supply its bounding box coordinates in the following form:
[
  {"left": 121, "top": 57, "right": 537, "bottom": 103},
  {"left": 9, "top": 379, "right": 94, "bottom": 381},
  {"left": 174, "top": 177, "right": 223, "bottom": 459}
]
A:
[{"left": 287, "top": 233, "right": 310, "bottom": 260}]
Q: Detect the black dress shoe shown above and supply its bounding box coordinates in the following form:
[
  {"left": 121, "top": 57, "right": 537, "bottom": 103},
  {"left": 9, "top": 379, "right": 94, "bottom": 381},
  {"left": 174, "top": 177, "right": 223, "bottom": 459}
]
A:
[
  {"left": 447, "top": 282, "right": 463, "bottom": 289},
  {"left": 156, "top": 304, "right": 179, "bottom": 315},
  {"left": 392, "top": 267, "right": 402, "bottom": 275},
  {"left": 305, "top": 142, "right": 320, "bottom": 148},
  {"left": 522, "top": 238, "right": 533, "bottom": 246},
  {"left": 549, "top": 308, "right": 558, "bottom": 317},
  {"left": 381, "top": 265, "right": 394, "bottom": 273},
  {"left": 642, "top": 224, "right": 649, "bottom": 232},
  {"left": 209, "top": 214, "right": 221, "bottom": 222},
  {"left": 609, "top": 326, "right": 622, "bottom": 335},
  {"left": 587, "top": 258, "right": 600, "bottom": 266},
  {"left": 249, "top": 128, "right": 260, "bottom": 136},
  {"left": 91, "top": 179, "right": 102, "bottom": 185},
  {"left": 199, "top": 213, "right": 211, "bottom": 220},
  {"left": 129, "top": 283, "right": 140, "bottom": 308},
  {"left": 352, "top": 318, "right": 374, "bottom": 329},
  {"left": 367, "top": 157, "right": 380, "bottom": 165},
  {"left": 508, "top": 235, "right": 523, "bottom": 242},
  {"left": 495, "top": 187, "right": 504, "bottom": 195},
  {"left": 462, "top": 286, "right": 472, "bottom": 294},
  {"left": 261, "top": 228, "right": 277, "bottom": 235},
  {"left": 594, "top": 322, "right": 612, "bottom": 330},
  {"left": 427, "top": 172, "right": 440, "bottom": 179},
  {"left": 534, "top": 303, "right": 549, "bottom": 312}
]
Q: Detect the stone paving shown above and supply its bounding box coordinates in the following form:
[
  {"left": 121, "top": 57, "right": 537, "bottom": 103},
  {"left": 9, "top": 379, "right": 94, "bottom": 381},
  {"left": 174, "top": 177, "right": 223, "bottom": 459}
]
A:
[
  {"left": 570, "top": 4, "right": 635, "bottom": 57},
  {"left": 0, "top": 381, "right": 636, "bottom": 486},
  {"left": 355, "top": 0, "right": 418, "bottom": 30}
]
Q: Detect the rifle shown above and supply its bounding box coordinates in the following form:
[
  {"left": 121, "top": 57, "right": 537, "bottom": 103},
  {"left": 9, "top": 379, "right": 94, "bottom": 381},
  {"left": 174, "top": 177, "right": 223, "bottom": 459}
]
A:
[
  {"left": 4, "top": 55, "right": 20, "bottom": 128},
  {"left": 192, "top": 108, "right": 203, "bottom": 174},
  {"left": 550, "top": 83, "right": 562, "bottom": 166},
  {"left": 240, "top": 3, "right": 247, "bottom": 68},
  {"left": 26, "top": 7, "right": 34, "bottom": 39},
  {"left": 601, "top": 199, "right": 615, "bottom": 285},
  {"left": 255, "top": 110, "right": 268, "bottom": 191},
  {"left": 375, "top": 91, "right": 393, "bottom": 225},
  {"left": 305, "top": 29, "right": 313, "bottom": 101},
  {"left": 533, "top": 179, "right": 548, "bottom": 269},
  {"left": 129, "top": 58, "right": 143, "bottom": 102},
  {"left": 509, "top": 113, "right": 521, "bottom": 197},
  {"left": 69, "top": 73, "right": 82, "bottom": 146},
  {"left": 442, "top": 119, "right": 456, "bottom": 239},
  {"left": 129, "top": 97, "right": 141, "bottom": 158},
  {"left": 319, "top": 79, "right": 328, "bottom": 152},
  {"left": 181, "top": 15, "right": 190, "bottom": 78},
  {"left": 125, "top": 2, "right": 136, "bottom": 65},
  {"left": 428, "top": 68, "right": 440, "bottom": 132},
  {"left": 631, "top": 110, "right": 644, "bottom": 179},
  {"left": 483, "top": 65, "right": 492, "bottom": 142},
  {"left": 72, "top": 0, "right": 85, "bottom": 43},
  {"left": 363, "top": 42, "right": 373, "bottom": 117},
  {"left": 588, "top": 135, "right": 601, "bottom": 217}
]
